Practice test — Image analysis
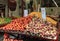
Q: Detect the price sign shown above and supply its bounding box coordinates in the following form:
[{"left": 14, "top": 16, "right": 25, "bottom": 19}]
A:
[
  {"left": 41, "top": 8, "right": 46, "bottom": 20},
  {"left": 24, "top": 10, "right": 28, "bottom": 17}
]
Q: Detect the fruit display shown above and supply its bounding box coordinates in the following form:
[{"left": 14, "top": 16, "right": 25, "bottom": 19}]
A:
[
  {"left": 25, "top": 16, "right": 57, "bottom": 40},
  {"left": 29, "top": 12, "right": 57, "bottom": 25},
  {"left": 2, "top": 16, "right": 32, "bottom": 31},
  {"left": 0, "top": 15, "right": 57, "bottom": 40},
  {"left": 29, "top": 12, "right": 42, "bottom": 18},
  {"left": 46, "top": 17, "right": 57, "bottom": 25}
]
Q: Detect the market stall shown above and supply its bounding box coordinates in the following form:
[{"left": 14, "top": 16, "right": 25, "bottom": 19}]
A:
[{"left": 0, "top": 13, "right": 58, "bottom": 41}]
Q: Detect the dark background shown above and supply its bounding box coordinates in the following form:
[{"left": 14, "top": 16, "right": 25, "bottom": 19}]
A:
[{"left": 41, "top": 0, "right": 60, "bottom": 7}]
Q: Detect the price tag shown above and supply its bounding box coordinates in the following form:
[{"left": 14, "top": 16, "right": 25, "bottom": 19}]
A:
[
  {"left": 24, "top": 10, "right": 28, "bottom": 17},
  {"left": 41, "top": 8, "right": 46, "bottom": 20}
]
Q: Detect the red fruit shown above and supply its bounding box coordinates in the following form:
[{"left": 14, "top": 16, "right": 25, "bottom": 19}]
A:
[
  {"left": 14, "top": 39, "right": 18, "bottom": 41},
  {"left": 5, "top": 39, "right": 8, "bottom": 41},
  {"left": 19, "top": 40, "right": 23, "bottom": 41},
  {"left": 4, "top": 33, "right": 9, "bottom": 39},
  {"left": 10, "top": 39, "right": 14, "bottom": 41},
  {"left": 3, "top": 38, "right": 5, "bottom": 41},
  {"left": 8, "top": 38, "right": 11, "bottom": 41}
]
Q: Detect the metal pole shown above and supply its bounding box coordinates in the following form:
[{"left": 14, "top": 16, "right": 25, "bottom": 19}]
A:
[
  {"left": 52, "top": 0, "right": 58, "bottom": 7},
  {"left": 40, "top": 0, "right": 41, "bottom": 7},
  {"left": 38, "top": 0, "right": 41, "bottom": 12},
  {"left": 17, "top": 0, "right": 20, "bottom": 17},
  {"left": 5, "top": 0, "right": 8, "bottom": 17},
  {"left": 25, "top": 0, "right": 28, "bottom": 9},
  {"left": 21, "top": 0, "right": 24, "bottom": 17}
]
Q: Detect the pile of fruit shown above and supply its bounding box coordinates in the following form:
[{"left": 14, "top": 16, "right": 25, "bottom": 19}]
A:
[
  {"left": 25, "top": 16, "right": 57, "bottom": 40},
  {"left": 29, "top": 12, "right": 57, "bottom": 25},
  {"left": 2, "top": 16, "right": 32, "bottom": 31},
  {"left": 3, "top": 33, "right": 23, "bottom": 41},
  {"left": 0, "top": 16, "right": 57, "bottom": 40}
]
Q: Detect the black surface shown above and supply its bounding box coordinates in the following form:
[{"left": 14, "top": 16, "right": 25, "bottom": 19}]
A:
[{"left": 0, "top": 32, "right": 4, "bottom": 41}]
